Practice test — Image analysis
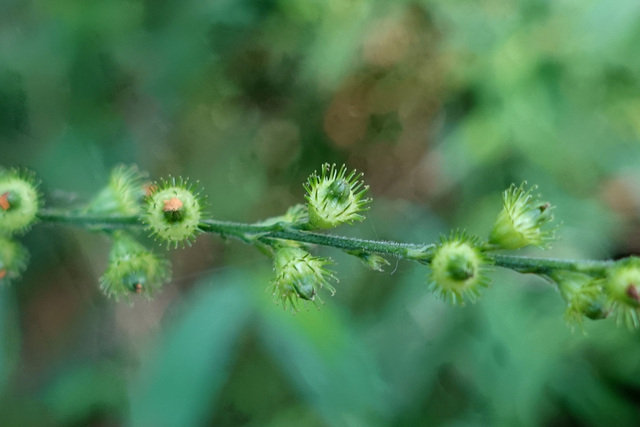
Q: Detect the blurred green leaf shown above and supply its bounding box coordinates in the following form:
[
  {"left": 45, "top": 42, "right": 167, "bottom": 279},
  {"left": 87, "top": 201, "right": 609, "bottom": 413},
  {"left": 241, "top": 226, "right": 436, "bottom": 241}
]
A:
[
  {"left": 0, "top": 288, "right": 19, "bottom": 395},
  {"left": 550, "top": 358, "right": 640, "bottom": 427},
  {"left": 128, "top": 274, "right": 253, "bottom": 427},
  {"left": 41, "top": 361, "right": 126, "bottom": 425},
  {"left": 256, "top": 295, "right": 390, "bottom": 426},
  {"left": 0, "top": 289, "right": 9, "bottom": 392}
]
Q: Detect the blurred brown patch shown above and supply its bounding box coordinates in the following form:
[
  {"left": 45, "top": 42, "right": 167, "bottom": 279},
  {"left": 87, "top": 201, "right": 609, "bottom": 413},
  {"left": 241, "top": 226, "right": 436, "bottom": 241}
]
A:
[
  {"left": 362, "top": 15, "right": 414, "bottom": 68},
  {"left": 325, "top": 6, "right": 443, "bottom": 201},
  {"left": 600, "top": 175, "right": 640, "bottom": 256},
  {"left": 600, "top": 176, "right": 640, "bottom": 219},
  {"left": 22, "top": 264, "right": 90, "bottom": 377},
  {"left": 253, "top": 119, "right": 301, "bottom": 171},
  {"left": 323, "top": 77, "right": 371, "bottom": 148}
]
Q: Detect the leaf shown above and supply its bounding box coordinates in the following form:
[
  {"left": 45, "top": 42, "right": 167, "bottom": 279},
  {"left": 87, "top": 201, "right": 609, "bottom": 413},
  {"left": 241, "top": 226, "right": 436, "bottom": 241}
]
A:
[
  {"left": 0, "top": 287, "right": 19, "bottom": 394},
  {"left": 128, "top": 273, "right": 253, "bottom": 427},
  {"left": 256, "top": 296, "right": 390, "bottom": 426},
  {"left": 42, "top": 362, "right": 126, "bottom": 425}
]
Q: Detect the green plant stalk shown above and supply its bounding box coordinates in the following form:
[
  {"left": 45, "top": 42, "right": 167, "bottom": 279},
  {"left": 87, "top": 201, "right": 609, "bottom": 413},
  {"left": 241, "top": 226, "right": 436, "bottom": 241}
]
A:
[
  {"left": 487, "top": 254, "right": 612, "bottom": 276},
  {"left": 37, "top": 209, "right": 615, "bottom": 277},
  {"left": 38, "top": 211, "right": 140, "bottom": 228}
]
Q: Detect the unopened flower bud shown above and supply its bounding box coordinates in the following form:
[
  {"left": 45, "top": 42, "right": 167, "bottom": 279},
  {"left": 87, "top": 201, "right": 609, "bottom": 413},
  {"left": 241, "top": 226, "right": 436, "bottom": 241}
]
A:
[
  {"left": 100, "top": 232, "right": 171, "bottom": 301},
  {"left": 0, "top": 237, "right": 29, "bottom": 286},
  {"left": 347, "top": 250, "right": 390, "bottom": 272},
  {"left": 144, "top": 176, "right": 204, "bottom": 248},
  {"left": 550, "top": 271, "right": 609, "bottom": 327},
  {"left": 304, "top": 164, "right": 370, "bottom": 229},
  {"left": 270, "top": 246, "right": 336, "bottom": 311},
  {"left": 428, "top": 232, "right": 489, "bottom": 305},
  {"left": 85, "top": 165, "right": 147, "bottom": 215},
  {"left": 0, "top": 168, "right": 41, "bottom": 235},
  {"left": 489, "top": 183, "right": 555, "bottom": 250},
  {"left": 282, "top": 204, "right": 308, "bottom": 225},
  {"left": 257, "top": 204, "right": 309, "bottom": 228},
  {"left": 604, "top": 257, "right": 640, "bottom": 328}
]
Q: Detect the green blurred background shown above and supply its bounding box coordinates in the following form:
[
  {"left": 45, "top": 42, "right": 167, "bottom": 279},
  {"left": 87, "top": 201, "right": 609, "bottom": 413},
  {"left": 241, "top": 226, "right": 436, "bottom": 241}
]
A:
[{"left": 2, "top": 0, "right": 640, "bottom": 425}]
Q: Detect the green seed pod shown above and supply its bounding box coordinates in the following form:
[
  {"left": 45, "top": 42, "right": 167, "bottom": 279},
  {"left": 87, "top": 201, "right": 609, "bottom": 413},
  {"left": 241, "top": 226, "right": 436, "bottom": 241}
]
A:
[
  {"left": 85, "top": 165, "right": 148, "bottom": 215},
  {"left": 0, "top": 236, "right": 29, "bottom": 286},
  {"left": 270, "top": 246, "right": 336, "bottom": 311},
  {"left": 304, "top": 164, "right": 370, "bottom": 229},
  {"left": 603, "top": 257, "right": 640, "bottom": 328},
  {"left": 100, "top": 232, "right": 171, "bottom": 301},
  {"left": 143, "top": 176, "right": 204, "bottom": 248},
  {"left": 489, "top": 183, "right": 556, "bottom": 250},
  {"left": 550, "top": 271, "right": 609, "bottom": 328},
  {"left": 428, "top": 231, "right": 490, "bottom": 305},
  {"left": 0, "top": 168, "right": 41, "bottom": 236}
]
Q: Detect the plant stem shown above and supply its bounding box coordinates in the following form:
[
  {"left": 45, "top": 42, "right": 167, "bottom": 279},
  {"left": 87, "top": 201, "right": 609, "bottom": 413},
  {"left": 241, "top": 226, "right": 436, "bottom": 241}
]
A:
[
  {"left": 199, "top": 218, "right": 430, "bottom": 257},
  {"left": 38, "top": 210, "right": 140, "bottom": 228},
  {"left": 37, "top": 209, "right": 616, "bottom": 276},
  {"left": 487, "top": 254, "right": 613, "bottom": 276}
]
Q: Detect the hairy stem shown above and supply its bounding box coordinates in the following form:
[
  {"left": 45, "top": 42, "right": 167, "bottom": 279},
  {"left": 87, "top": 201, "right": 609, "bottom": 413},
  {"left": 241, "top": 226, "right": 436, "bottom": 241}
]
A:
[
  {"left": 37, "top": 209, "right": 615, "bottom": 276},
  {"left": 198, "top": 219, "right": 430, "bottom": 257},
  {"left": 38, "top": 210, "right": 140, "bottom": 228},
  {"left": 488, "top": 254, "right": 613, "bottom": 276}
]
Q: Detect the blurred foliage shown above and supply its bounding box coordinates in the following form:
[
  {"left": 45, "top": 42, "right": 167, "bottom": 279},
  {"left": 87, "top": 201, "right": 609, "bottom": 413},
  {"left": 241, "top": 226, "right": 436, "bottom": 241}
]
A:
[{"left": 2, "top": 0, "right": 640, "bottom": 425}]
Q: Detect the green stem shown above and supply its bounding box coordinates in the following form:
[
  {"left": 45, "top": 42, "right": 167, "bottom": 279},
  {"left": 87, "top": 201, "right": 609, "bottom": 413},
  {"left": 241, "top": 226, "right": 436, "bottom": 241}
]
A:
[
  {"left": 38, "top": 210, "right": 141, "bottom": 228},
  {"left": 37, "top": 209, "right": 616, "bottom": 276},
  {"left": 487, "top": 254, "right": 613, "bottom": 277},
  {"left": 199, "top": 219, "right": 430, "bottom": 257}
]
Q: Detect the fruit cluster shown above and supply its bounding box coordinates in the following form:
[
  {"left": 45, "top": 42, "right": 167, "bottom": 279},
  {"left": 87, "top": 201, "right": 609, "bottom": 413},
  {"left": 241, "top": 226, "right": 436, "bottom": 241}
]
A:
[{"left": 2, "top": 163, "right": 640, "bottom": 329}]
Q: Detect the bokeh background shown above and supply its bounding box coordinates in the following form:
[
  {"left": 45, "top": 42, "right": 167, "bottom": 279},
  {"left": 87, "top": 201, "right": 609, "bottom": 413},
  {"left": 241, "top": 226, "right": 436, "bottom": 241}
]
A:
[{"left": 3, "top": 0, "right": 640, "bottom": 426}]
